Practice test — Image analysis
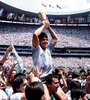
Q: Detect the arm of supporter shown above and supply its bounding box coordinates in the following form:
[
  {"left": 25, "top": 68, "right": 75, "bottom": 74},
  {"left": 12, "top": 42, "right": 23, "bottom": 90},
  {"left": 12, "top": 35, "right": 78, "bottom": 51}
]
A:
[
  {"left": 32, "top": 23, "right": 45, "bottom": 48},
  {"left": 60, "top": 70, "right": 67, "bottom": 93},
  {"left": 54, "top": 86, "right": 68, "bottom": 100},
  {"left": 0, "top": 45, "right": 12, "bottom": 65},
  {"left": 33, "top": 67, "right": 40, "bottom": 78},
  {"left": 43, "top": 84, "right": 51, "bottom": 100},
  {"left": 0, "top": 66, "right": 6, "bottom": 82},
  {"left": 28, "top": 72, "right": 41, "bottom": 83},
  {"left": 6, "top": 58, "right": 17, "bottom": 85},
  {"left": 0, "top": 78, "right": 6, "bottom": 89},
  {"left": 61, "top": 75, "right": 67, "bottom": 93}
]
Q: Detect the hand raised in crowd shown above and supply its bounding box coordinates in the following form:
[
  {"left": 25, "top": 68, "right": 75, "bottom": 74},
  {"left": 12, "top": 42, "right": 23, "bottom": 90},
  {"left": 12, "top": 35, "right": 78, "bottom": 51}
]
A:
[
  {"left": 4, "top": 45, "right": 13, "bottom": 60},
  {"left": 0, "top": 45, "right": 13, "bottom": 65},
  {"left": 33, "top": 67, "right": 40, "bottom": 77},
  {"left": 28, "top": 72, "right": 41, "bottom": 83}
]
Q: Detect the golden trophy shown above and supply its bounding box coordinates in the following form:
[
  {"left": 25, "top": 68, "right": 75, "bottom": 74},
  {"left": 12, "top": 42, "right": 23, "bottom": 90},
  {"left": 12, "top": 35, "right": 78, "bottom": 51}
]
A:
[
  {"left": 38, "top": 11, "right": 50, "bottom": 28},
  {"left": 38, "top": 11, "right": 47, "bottom": 21}
]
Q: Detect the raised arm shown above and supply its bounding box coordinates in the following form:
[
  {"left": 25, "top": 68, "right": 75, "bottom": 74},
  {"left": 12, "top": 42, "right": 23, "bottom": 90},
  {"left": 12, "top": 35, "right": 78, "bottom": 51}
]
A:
[
  {"left": 47, "top": 26, "right": 58, "bottom": 41},
  {"left": 0, "top": 45, "right": 12, "bottom": 65},
  {"left": 54, "top": 86, "right": 68, "bottom": 100},
  {"left": 6, "top": 58, "right": 17, "bottom": 85},
  {"left": 32, "top": 23, "right": 45, "bottom": 48}
]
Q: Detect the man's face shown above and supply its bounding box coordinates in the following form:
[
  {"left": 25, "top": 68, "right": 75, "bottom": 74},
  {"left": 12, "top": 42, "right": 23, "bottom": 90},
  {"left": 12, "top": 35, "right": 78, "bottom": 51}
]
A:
[
  {"left": 39, "top": 37, "right": 48, "bottom": 49},
  {"left": 50, "top": 78, "right": 60, "bottom": 93},
  {"left": 10, "top": 70, "right": 17, "bottom": 79},
  {"left": 18, "top": 78, "right": 28, "bottom": 92},
  {"left": 67, "top": 75, "right": 72, "bottom": 80}
]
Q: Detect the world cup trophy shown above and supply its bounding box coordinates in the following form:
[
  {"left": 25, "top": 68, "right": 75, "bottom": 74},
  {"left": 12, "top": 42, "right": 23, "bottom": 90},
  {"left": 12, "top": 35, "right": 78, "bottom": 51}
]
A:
[
  {"left": 38, "top": 11, "right": 50, "bottom": 28},
  {"left": 38, "top": 11, "right": 47, "bottom": 21}
]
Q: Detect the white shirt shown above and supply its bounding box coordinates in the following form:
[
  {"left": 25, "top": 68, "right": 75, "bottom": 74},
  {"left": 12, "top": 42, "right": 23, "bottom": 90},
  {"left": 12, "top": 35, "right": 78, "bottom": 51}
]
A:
[
  {"left": 10, "top": 92, "right": 24, "bottom": 100},
  {"left": 0, "top": 89, "right": 8, "bottom": 100},
  {"left": 32, "top": 39, "right": 56, "bottom": 78},
  {"left": 86, "top": 94, "right": 90, "bottom": 99},
  {"left": 5, "top": 86, "right": 13, "bottom": 97},
  {"left": 66, "top": 90, "right": 72, "bottom": 100}
]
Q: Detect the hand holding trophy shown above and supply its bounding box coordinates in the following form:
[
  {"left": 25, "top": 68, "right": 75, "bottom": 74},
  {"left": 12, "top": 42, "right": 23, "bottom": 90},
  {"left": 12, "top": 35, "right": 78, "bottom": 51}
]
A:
[{"left": 38, "top": 11, "right": 50, "bottom": 28}]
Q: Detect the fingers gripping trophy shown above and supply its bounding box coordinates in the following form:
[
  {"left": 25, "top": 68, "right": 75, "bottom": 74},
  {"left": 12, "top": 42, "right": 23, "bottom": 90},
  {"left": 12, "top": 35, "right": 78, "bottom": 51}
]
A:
[{"left": 38, "top": 11, "right": 50, "bottom": 28}]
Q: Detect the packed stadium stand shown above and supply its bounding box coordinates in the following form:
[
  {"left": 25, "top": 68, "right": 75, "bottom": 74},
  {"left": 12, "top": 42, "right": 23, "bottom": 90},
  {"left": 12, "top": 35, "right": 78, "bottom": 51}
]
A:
[
  {"left": 0, "top": 0, "right": 90, "bottom": 68},
  {"left": 0, "top": 22, "right": 90, "bottom": 68}
]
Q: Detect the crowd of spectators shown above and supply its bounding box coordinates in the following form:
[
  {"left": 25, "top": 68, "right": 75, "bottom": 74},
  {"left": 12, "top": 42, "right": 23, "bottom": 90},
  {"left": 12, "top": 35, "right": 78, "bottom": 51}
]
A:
[
  {"left": 0, "top": 46, "right": 90, "bottom": 100},
  {"left": 0, "top": 23, "right": 90, "bottom": 68},
  {"left": 0, "top": 23, "right": 90, "bottom": 47}
]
